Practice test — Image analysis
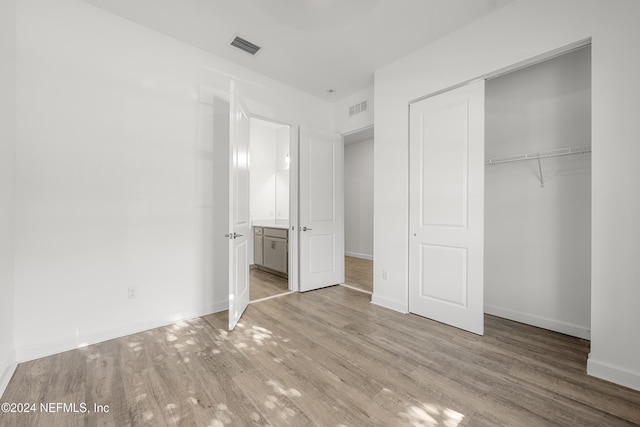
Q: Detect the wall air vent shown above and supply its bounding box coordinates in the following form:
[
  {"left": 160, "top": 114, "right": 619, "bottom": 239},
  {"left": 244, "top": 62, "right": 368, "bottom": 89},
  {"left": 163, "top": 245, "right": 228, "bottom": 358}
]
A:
[
  {"left": 349, "top": 100, "right": 368, "bottom": 117},
  {"left": 230, "top": 36, "right": 261, "bottom": 55}
]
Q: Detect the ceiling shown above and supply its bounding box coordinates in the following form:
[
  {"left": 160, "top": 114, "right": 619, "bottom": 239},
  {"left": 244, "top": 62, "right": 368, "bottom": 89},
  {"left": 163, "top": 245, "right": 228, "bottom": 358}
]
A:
[{"left": 83, "top": 0, "right": 514, "bottom": 102}]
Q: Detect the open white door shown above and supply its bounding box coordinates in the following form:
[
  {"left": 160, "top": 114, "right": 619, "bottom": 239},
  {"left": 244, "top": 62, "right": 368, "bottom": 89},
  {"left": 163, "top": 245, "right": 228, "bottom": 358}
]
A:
[
  {"left": 409, "top": 81, "right": 485, "bottom": 335},
  {"left": 299, "top": 127, "right": 344, "bottom": 292},
  {"left": 228, "top": 81, "right": 251, "bottom": 330}
]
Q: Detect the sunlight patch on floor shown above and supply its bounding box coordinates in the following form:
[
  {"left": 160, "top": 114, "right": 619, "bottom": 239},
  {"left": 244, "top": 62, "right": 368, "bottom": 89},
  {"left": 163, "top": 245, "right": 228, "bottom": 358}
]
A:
[
  {"left": 86, "top": 351, "right": 100, "bottom": 360},
  {"left": 399, "top": 402, "right": 465, "bottom": 427},
  {"left": 247, "top": 325, "right": 274, "bottom": 346},
  {"left": 171, "top": 321, "right": 189, "bottom": 331},
  {"left": 266, "top": 380, "right": 302, "bottom": 397},
  {"left": 211, "top": 403, "right": 233, "bottom": 425},
  {"left": 263, "top": 394, "right": 297, "bottom": 422}
]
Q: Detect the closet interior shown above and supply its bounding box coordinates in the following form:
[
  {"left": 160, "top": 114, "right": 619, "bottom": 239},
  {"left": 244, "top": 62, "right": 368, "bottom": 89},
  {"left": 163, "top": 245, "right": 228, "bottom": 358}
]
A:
[{"left": 484, "top": 45, "right": 592, "bottom": 339}]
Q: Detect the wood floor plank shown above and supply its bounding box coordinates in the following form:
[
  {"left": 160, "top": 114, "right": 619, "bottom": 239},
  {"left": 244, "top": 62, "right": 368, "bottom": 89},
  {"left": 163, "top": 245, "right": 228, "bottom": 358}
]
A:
[
  {"left": 250, "top": 267, "right": 289, "bottom": 301},
  {"left": 2, "top": 285, "right": 640, "bottom": 426},
  {"left": 344, "top": 256, "right": 373, "bottom": 293}
]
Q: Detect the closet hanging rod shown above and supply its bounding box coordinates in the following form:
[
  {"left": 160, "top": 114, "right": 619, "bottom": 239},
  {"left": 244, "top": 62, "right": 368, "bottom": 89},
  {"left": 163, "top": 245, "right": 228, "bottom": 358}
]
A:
[{"left": 485, "top": 146, "right": 591, "bottom": 165}]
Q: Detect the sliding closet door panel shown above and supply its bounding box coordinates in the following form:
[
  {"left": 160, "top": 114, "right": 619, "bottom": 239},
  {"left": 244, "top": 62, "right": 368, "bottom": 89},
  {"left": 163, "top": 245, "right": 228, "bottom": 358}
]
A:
[{"left": 409, "top": 81, "right": 485, "bottom": 335}]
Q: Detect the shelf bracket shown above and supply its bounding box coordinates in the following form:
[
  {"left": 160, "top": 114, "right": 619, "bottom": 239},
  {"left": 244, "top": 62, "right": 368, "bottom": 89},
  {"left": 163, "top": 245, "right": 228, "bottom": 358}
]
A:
[{"left": 537, "top": 156, "right": 544, "bottom": 188}]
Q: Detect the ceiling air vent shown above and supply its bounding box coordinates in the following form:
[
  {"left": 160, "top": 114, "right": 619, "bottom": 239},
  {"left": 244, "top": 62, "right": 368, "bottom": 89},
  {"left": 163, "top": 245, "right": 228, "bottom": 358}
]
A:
[{"left": 230, "top": 36, "right": 261, "bottom": 55}]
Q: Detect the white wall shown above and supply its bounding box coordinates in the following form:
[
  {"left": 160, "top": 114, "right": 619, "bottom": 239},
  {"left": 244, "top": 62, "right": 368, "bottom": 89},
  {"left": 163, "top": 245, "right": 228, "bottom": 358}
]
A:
[
  {"left": 335, "top": 86, "right": 374, "bottom": 135},
  {"left": 250, "top": 121, "right": 277, "bottom": 221},
  {"left": 14, "top": 0, "right": 334, "bottom": 361},
  {"left": 344, "top": 139, "right": 374, "bottom": 259},
  {"left": 0, "top": 0, "right": 17, "bottom": 397},
  {"left": 206, "top": 96, "right": 230, "bottom": 334},
  {"left": 374, "top": 0, "right": 640, "bottom": 390},
  {"left": 485, "top": 47, "right": 591, "bottom": 339}
]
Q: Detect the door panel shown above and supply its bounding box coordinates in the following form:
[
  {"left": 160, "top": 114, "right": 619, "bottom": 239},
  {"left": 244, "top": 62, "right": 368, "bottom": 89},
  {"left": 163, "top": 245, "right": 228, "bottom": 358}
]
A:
[
  {"left": 409, "top": 81, "right": 485, "bottom": 335},
  {"left": 309, "top": 234, "right": 335, "bottom": 274},
  {"left": 308, "top": 138, "right": 336, "bottom": 222},
  {"left": 299, "top": 128, "right": 344, "bottom": 292},
  {"left": 228, "top": 81, "right": 251, "bottom": 330},
  {"left": 420, "top": 100, "right": 469, "bottom": 228},
  {"left": 420, "top": 244, "right": 467, "bottom": 307}
]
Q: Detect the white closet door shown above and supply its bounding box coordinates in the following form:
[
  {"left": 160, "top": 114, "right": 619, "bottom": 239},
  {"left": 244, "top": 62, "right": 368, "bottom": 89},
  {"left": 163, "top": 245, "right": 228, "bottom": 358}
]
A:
[{"left": 409, "top": 81, "right": 485, "bottom": 335}]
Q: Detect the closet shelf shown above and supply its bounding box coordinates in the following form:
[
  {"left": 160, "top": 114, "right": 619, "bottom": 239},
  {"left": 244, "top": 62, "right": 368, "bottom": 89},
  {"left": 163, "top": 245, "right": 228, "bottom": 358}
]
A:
[{"left": 485, "top": 146, "right": 591, "bottom": 165}]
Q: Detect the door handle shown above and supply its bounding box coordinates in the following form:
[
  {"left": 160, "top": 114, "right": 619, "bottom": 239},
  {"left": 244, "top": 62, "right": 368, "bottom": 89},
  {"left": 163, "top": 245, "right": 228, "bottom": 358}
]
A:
[
  {"left": 302, "top": 226, "right": 312, "bottom": 231},
  {"left": 225, "top": 232, "right": 244, "bottom": 239}
]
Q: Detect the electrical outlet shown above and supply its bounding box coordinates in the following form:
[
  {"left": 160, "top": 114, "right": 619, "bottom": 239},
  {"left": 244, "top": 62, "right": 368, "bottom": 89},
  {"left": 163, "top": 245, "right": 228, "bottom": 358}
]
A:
[
  {"left": 128, "top": 287, "right": 137, "bottom": 299},
  {"left": 382, "top": 269, "right": 388, "bottom": 280}
]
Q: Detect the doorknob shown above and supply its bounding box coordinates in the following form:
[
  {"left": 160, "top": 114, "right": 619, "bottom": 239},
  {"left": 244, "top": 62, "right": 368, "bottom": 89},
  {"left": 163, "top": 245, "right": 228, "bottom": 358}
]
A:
[
  {"left": 302, "top": 226, "right": 312, "bottom": 231},
  {"left": 224, "top": 232, "right": 244, "bottom": 239}
]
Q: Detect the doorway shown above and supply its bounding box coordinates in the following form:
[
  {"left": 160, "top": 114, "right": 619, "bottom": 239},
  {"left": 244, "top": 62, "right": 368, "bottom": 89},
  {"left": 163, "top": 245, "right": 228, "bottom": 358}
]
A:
[
  {"left": 408, "top": 44, "right": 592, "bottom": 339},
  {"left": 343, "top": 126, "right": 374, "bottom": 295},
  {"left": 224, "top": 82, "right": 345, "bottom": 330},
  {"left": 248, "top": 117, "right": 292, "bottom": 302},
  {"left": 484, "top": 45, "right": 592, "bottom": 339}
]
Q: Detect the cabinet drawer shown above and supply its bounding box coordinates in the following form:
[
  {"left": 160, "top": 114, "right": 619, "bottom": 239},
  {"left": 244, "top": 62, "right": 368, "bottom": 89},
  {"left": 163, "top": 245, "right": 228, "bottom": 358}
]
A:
[
  {"left": 254, "top": 227, "right": 263, "bottom": 235},
  {"left": 263, "top": 227, "right": 287, "bottom": 239}
]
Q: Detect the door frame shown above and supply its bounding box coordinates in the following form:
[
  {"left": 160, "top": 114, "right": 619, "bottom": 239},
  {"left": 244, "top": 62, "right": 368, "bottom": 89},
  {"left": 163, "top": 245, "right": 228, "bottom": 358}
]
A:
[
  {"left": 247, "top": 115, "right": 299, "bottom": 293},
  {"left": 246, "top": 119, "right": 345, "bottom": 295},
  {"left": 408, "top": 39, "right": 590, "bottom": 106},
  {"left": 341, "top": 125, "right": 375, "bottom": 296}
]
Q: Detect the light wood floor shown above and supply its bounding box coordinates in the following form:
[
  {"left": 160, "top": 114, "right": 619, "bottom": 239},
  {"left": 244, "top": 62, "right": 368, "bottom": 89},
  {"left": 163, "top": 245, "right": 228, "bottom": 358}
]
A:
[
  {"left": 250, "top": 267, "right": 289, "bottom": 301},
  {"left": 344, "top": 256, "right": 373, "bottom": 293},
  {"left": 250, "top": 256, "right": 373, "bottom": 301},
  {"left": 2, "top": 286, "right": 640, "bottom": 426}
]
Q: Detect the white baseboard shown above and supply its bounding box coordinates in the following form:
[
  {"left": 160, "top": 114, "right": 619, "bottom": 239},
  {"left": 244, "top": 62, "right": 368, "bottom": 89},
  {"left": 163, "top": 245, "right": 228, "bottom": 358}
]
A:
[
  {"left": 340, "top": 283, "right": 372, "bottom": 295},
  {"left": 587, "top": 356, "right": 640, "bottom": 392},
  {"left": 15, "top": 300, "right": 228, "bottom": 363},
  {"left": 484, "top": 304, "right": 590, "bottom": 340},
  {"left": 0, "top": 350, "right": 17, "bottom": 398},
  {"left": 371, "top": 294, "right": 408, "bottom": 313},
  {"left": 345, "top": 252, "right": 373, "bottom": 261}
]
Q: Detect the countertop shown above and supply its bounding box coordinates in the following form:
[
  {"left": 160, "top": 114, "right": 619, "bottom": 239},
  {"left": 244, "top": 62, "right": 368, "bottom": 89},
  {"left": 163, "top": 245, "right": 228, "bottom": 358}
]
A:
[{"left": 252, "top": 220, "right": 290, "bottom": 230}]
